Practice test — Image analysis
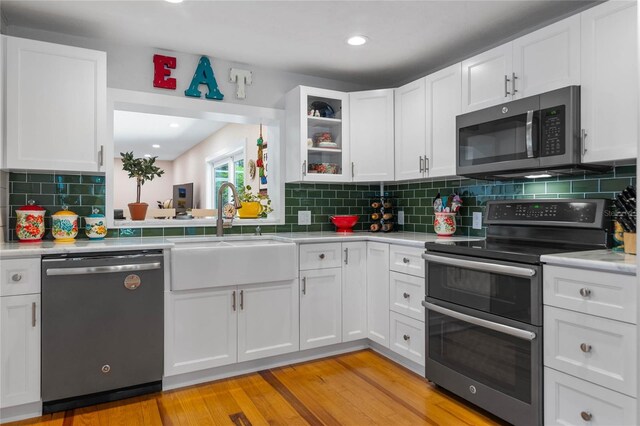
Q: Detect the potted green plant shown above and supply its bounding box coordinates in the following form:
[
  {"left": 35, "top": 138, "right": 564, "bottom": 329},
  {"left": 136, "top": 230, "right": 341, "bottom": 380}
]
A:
[
  {"left": 236, "top": 185, "right": 273, "bottom": 219},
  {"left": 120, "top": 151, "right": 165, "bottom": 220}
]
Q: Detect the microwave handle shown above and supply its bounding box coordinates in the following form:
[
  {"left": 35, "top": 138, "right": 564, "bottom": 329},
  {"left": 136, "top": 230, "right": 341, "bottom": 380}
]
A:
[
  {"left": 422, "top": 301, "right": 537, "bottom": 341},
  {"left": 525, "top": 110, "right": 534, "bottom": 158},
  {"left": 422, "top": 253, "right": 537, "bottom": 277}
]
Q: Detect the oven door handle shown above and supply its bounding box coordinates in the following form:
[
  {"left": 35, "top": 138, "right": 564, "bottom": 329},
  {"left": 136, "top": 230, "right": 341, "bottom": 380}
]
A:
[
  {"left": 422, "top": 301, "right": 537, "bottom": 341},
  {"left": 422, "top": 253, "right": 536, "bottom": 277}
]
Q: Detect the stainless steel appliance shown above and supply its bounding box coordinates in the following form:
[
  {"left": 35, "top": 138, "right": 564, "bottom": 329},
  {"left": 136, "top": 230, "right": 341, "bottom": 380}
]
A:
[
  {"left": 41, "top": 250, "right": 164, "bottom": 413},
  {"left": 422, "top": 199, "right": 612, "bottom": 426},
  {"left": 456, "top": 86, "right": 610, "bottom": 179}
]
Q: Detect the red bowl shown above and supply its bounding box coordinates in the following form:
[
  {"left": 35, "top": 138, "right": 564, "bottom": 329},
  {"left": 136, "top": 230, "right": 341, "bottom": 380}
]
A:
[{"left": 330, "top": 215, "right": 359, "bottom": 233}]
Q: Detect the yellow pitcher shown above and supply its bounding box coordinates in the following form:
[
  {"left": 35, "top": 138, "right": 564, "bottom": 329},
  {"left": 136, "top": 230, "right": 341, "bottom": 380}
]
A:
[{"left": 237, "top": 201, "right": 265, "bottom": 219}]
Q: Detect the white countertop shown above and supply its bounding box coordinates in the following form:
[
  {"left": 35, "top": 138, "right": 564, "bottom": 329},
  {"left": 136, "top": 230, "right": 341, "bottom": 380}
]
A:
[
  {"left": 0, "top": 232, "right": 481, "bottom": 258},
  {"left": 541, "top": 249, "right": 637, "bottom": 275}
]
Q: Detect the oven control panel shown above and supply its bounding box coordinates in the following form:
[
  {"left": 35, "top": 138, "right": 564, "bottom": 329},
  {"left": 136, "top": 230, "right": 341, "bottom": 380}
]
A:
[
  {"left": 540, "top": 106, "right": 566, "bottom": 157},
  {"left": 486, "top": 200, "right": 602, "bottom": 225}
]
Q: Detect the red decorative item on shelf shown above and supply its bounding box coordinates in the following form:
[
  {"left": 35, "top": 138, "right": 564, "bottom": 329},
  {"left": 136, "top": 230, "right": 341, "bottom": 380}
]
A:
[
  {"left": 330, "top": 215, "right": 359, "bottom": 233},
  {"left": 15, "top": 200, "right": 46, "bottom": 242}
]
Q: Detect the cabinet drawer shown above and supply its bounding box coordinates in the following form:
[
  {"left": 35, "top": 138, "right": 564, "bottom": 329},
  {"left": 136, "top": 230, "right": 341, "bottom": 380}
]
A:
[
  {"left": 1, "top": 258, "right": 40, "bottom": 296},
  {"left": 544, "top": 306, "right": 637, "bottom": 397},
  {"left": 390, "top": 272, "right": 424, "bottom": 321},
  {"left": 545, "top": 367, "right": 637, "bottom": 426},
  {"left": 544, "top": 265, "right": 636, "bottom": 323},
  {"left": 389, "top": 245, "right": 424, "bottom": 277},
  {"left": 299, "top": 243, "right": 342, "bottom": 270},
  {"left": 389, "top": 311, "right": 425, "bottom": 366}
]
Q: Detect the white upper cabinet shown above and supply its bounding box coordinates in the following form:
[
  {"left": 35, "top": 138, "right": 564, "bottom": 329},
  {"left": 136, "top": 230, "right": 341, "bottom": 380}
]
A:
[
  {"left": 5, "top": 36, "right": 106, "bottom": 172},
  {"left": 350, "top": 89, "right": 395, "bottom": 182},
  {"left": 512, "top": 14, "right": 581, "bottom": 99},
  {"left": 426, "top": 63, "right": 461, "bottom": 178},
  {"left": 285, "top": 86, "right": 350, "bottom": 182},
  {"left": 461, "top": 44, "right": 513, "bottom": 113},
  {"left": 394, "top": 78, "right": 427, "bottom": 181},
  {"left": 580, "top": 0, "right": 638, "bottom": 163}
]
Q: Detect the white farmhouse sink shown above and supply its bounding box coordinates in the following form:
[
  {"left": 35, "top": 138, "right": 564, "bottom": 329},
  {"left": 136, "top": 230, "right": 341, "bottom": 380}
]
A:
[{"left": 169, "top": 237, "right": 297, "bottom": 291}]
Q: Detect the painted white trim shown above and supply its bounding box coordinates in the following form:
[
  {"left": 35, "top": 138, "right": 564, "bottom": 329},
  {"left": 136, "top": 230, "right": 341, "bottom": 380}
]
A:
[{"left": 0, "top": 401, "right": 42, "bottom": 424}]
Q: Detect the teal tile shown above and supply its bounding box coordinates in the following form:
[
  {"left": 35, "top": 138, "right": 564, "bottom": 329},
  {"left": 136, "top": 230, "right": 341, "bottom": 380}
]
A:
[
  {"left": 9, "top": 172, "right": 27, "bottom": 182},
  {"left": 546, "top": 182, "right": 570, "bottom": 193},
  {"left": 204, "top": 227, "right": 216, "bottom": 235},
  {"left": 27, "top": 173, "right": 54, "bottom": 183},
  {"left": 142, "top": 228, "right": 164, "bottom": 237},
  {"left": 93, "top": 185, "right": 106, "bottom": 195},
  {"left": 27, "top": 194, "right": 54, "bottom": 206},
  {"left": 615, "top": 165, "right": 636, "bottom": 177},
  {"left": 572, "top": 180, "right": 599, "bottom": 193},
  {"left": 119, "top": 228, "right": 141, "bottom": 238},
  {"left": 81, "top": 195, "right": 105, "bottom": 205},
  {"left": 56, "top": 195, "right": 80, "bottom": 206},
  {"left": 163, "top": 227, "right": 184, "bottom": 236},
  {"left": 106, "top": 229, "right": 119, "bottom": 238},
  {"left": 81, "top": 175, "right": 106, "bottom": 184},
  {"left": 524, "top": 182, "right": 546, "bottom": 194},
  {"left": 12, "top": 182, "right": 40, "bottom": 193},
  {"left": 600, "top": 178, "right": 631, "bottom": 192},
  {"left": 69, "top": 184, "right": 93, "bottom": 195},
  {"left": 41, "top": 183, "right": 68, "bottom": 194},
  {"left": 185, "top": 227, "right": 205, "bottom": 236},
  {"left": 9, "top": 194, "right": 26, "bottom": 205},
  {"left": 54, "top": 174, "right": 81, "bottom": 184}
]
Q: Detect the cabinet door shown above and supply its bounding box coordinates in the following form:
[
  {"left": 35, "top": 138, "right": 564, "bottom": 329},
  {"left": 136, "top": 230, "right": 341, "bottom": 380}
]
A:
[
  {"left": 165, "top": 288, "right": 237, "bottom": 376},
  {"left": 342, "top": 242, "right": 367, "bottom": 342},
  {"left": 300, "top": 268, "right": 342, "bottom": 350},
  {"left": 366, "top": 242, "right": 390, "bottom": 347},
  {"left": 237, "top": 280, "right": 299, "bottom": 362},
  {"left": 461, "top": 44, "right": 513, "bottom": 113},
  {"left": 6, "top": 37, "right": 106, "bottom": 172},
  {"left": 389, "top": 311, "right": 425, "bottom": 366},
  {"left": 426, "top": 63, "right": 461, "bottom": 178},
  {"left": 0, "top": 294, "right": 40, "bottom": 408},
  {"left": 394, "top": 78, "right": 426, "bottom": 181},
  {"left": 581, "top": 1, "right": 638, "bottom": 163},
  {"left": 350, "top": 89, "right": 394, "bottom": 182},
  {"left": 512, "top": 14, "right": 580, "bottom": 98}
]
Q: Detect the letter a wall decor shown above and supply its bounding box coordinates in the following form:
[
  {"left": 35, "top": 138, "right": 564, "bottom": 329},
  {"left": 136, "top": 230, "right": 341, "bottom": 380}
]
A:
[{"left": 184, "top": 56, "right": 224, "bottom": 100}]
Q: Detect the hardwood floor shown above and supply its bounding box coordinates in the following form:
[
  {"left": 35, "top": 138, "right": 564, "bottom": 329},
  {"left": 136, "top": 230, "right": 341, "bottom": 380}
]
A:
[{"left": 7, "top": 350, "right": 507, "bottom": 426}]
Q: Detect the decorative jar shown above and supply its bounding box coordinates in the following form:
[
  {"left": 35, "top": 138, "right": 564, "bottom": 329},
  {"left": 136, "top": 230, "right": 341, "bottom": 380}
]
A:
[
  {"left": 15, "top": 200, "right": 46, "bottom": 242},
  {"left": 52, "top": 206, "right": 78, "bottom": 242},
  {"left": 434, "top": 212, "right": 457, "bottom": 236},
  {"left": 84, "top": 208, "right": 107, "bottom": 239}
]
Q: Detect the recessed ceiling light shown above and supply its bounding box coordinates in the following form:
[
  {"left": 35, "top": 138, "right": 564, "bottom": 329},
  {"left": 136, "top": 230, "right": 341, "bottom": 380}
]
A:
[
  {"left": 525, "top": 173, "right": 552, "bottom": 179},
  {"left": 152, "top": 144, "right": 160, "bottom": 148},
  {"left": 165, "top": 0, "right": 183, "bottom": 3},
  {"left": 169, "top": 122, "right": 180, "bottom": 128},
  {"left": 144, "top": 154, "right": 152, "bottom": 158},
  {"left": 347, "top": 35, "right": 368, "bottom": 46}
]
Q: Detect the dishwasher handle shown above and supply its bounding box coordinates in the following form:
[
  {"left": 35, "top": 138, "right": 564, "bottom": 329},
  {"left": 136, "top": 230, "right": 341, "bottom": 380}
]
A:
[{"left": 45, "top": 262, "right": 162, "bottom": 276}]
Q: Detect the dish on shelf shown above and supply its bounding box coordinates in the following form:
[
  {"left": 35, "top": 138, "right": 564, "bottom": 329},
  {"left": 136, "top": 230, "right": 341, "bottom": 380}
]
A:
[
  {"left": 317, "top": 141, "right": 339, "bottom": 148},
  {"left": 308, "top": 101, "right": 335, "bottom": 118},
  {"left": 313, "top": 132, "right": 333, "bottom": 144},
  {"left": 308, "top": 163, "right": 340, "bottom": 174}
]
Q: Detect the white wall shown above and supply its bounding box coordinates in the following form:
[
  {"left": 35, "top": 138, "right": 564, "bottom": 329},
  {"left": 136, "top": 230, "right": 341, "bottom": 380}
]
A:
[
  {"left": 173, "top": 123, "right": 260, "bottom": 209},
  {"left": 113, "top": 158, "right": 174, "bottom": 218}
]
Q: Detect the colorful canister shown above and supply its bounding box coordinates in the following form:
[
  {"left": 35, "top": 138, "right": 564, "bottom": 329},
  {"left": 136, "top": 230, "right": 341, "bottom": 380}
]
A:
[
  {"left": 52, "top": 205, "right": 78, "bottom": 242},
  {"left": 434, "top": 212, "right": 457, "bottom": 237},
  {"left": 84, "top": 208, "right": 107, "bottom": 239},
  {"left": 15, "top": 200, "right": 46, "bottom": 242}
]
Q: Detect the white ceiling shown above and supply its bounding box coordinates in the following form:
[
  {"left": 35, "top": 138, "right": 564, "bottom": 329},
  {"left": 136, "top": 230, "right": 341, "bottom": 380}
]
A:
[
  {"left": 1, "top": 0, "right": 599, "bottom": 87},
  {"left": 113, "top": 111, "right": 227, "bottom": 161}
]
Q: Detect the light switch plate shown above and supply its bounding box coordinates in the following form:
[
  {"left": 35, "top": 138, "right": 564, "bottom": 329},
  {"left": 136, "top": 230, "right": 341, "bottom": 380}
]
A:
[
  {"left": 397, "top": 211, "right": 405, "bottom": 225},
  {"left": 298, "top": 210, "right": 311, "bottom": 225},
  {"left": 472, "top": 212, "right": 483, "bottom": 229}
]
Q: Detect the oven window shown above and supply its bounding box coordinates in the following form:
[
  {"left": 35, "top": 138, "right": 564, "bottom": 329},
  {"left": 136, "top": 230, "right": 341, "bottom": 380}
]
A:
[
  {"left": 458, "top": 112, "right": 539, "bottom": 166},
  {"left": 427, "top": 262, "right": 533, "bottom": 324},
  {"left": 428, "top": 310, "right": 532, "bottom": 404}
]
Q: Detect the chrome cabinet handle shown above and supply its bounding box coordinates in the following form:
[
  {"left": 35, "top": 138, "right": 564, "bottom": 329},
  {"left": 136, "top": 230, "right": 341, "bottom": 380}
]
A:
[
  {"left": 580, "top": 411, "right": 593, "bottom": 421},
  {"left": 403, "top": 334, "right": 410, "bottom": 341},
  {"left": 240, "top": 290, "right": 244, "bottom": 310},
  {"left": 11, "top": 273, "right": 22, "bottom": 282},
  {"left": 344, "top": 248, "right": 349, "bottom": 265},
  {"left": 512, "top": 72, "right": 518, "bottom": 94},
  {"left": 32, "top": 302, "right": 36, "bottom": 327},
  {"left": 302, "top": 160, "right": 307, "bottom": 176},
  {"left": 351, "top": 162, "right": 355, "bottom": 178},
  {"left": 419, "top": 156, "right": 424, "bottom": 173},
  {"left": 232, "top": 290, "right": 236, "bottom": 311},
  {"left": 424, "top": 157, "right": 429, "bottom": 172},
  {"left": 581, "top": 129, "right": 588, "bottom": 155},
  {"left": 579, "top": 288, "right": 592, "bottom": 298},
  {"left": 99, "top": 145, "right": 104, "bottom": 166},
  {"left": 302, "top": 277, "right": 306, "bottom": 295},
  {"left": 403, "top": 292, "right": 410, "bottom": 299},
  {"left": 580, "top": 343, "right": 592, "bottom": 353},
  {"left": 504, "top": 75, "right": 511, "bottom": 97},
  {"left": 525, "top": 110, "right": 534, "bottom": 158},
  {"left": 402, "top": 257, "right": 410, "bottom": 264},
  {"left": 422, "top": 254, "right": 536, "bottom": 278},
  {"left": 319, "top": 253, "right": 325, "bottom": 260},
  {"left": 46, "top": 262, "right": 161, "bottom": 276}
]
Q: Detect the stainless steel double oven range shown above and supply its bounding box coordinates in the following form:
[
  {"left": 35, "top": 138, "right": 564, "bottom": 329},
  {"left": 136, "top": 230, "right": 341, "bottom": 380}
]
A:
[{"left": 422, "top": 199, "right": 612, "bottom": 426}]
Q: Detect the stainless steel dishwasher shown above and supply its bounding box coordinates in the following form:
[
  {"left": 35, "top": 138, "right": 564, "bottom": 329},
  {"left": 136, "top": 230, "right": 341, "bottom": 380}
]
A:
[{"left": 41, "top": 250, "right": 164, "bottom": 413}]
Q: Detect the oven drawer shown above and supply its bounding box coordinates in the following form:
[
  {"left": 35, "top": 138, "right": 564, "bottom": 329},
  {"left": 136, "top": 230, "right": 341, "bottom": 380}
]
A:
[
  {"left": 389, "top": 272, "right": 424, "bottom": 321},
  {"left": 389, "top": 311, "right": 424, "bottom": 366},
  {"left": 389, "top": 245, "right": 424, "bottom": 277},
  {"left": 545, "top": 367, "right": 637, "bottom": 426},
  {"left": 299, "top": 243, "right": 342, "bottom": 270},
  {"left": 1, "top": 257, "right": 40, "bottom": 296},
  {"left": 544, "top": 306, "right": 637, "bottom": 397},
  {"left": 543, "top": 265, "right": 636, "bottom": 324}
]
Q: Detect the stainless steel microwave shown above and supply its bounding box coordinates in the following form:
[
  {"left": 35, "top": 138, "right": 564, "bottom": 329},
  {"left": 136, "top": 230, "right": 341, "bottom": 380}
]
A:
[{"left": 456, "top": 86, "right": 609, "bottom": 179}]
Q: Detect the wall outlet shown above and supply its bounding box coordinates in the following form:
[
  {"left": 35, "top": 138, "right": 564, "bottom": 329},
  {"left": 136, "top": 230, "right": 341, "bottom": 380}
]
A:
[
  {"left": 397, "top": 210, "right": 405, "bottom": 225},
  {"left": 298, "top": 210, "right": 311, "bottom": 225},
  {"left": 472, "top": 212, "right": 483, "bottom": 229}
]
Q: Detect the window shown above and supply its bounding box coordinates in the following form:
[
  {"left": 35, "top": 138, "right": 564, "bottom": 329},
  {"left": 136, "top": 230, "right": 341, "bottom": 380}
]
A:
[{"left": 211, "top": 150, "right": 244, "bottom": 209}]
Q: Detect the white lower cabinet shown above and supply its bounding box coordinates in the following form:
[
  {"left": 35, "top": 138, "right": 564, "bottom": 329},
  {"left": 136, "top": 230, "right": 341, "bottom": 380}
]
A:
[
  {"left": 0, "top": 294, "right": 40, "bottom": 408},
  {"left": 342, "top": 242, "right": 367, "bottom": 342},
  {"left": 367, "top": 242, "right": 390, "bottom": 347},
  {"left": 545, "top": 367, "right": 637, "bottom": 426},
  {"left": 165, "top": 279, "right": 299, "bottom": 376},
  {"left": 389, "top": 272, "right": 424, "bottom": 321},
  {"left": 389, "top": 311, "right": 424, "bottom": 366},
  {"left": 300, "top": 268, "right": 342, "bottom": 350}
]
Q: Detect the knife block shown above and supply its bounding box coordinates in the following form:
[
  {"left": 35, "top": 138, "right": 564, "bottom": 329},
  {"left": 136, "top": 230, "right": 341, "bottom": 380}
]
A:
[{"left": 623, "top": 232, "right": 636, "bottom": 255}]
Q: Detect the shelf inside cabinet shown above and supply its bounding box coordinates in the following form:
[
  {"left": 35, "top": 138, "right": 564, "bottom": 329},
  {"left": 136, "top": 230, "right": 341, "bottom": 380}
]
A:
[
  {"left": 308, "top": 147, "right": 342, "bottom": 153},
  {"left": 308, "top": 116, "right": 342, "bottom": 127}
]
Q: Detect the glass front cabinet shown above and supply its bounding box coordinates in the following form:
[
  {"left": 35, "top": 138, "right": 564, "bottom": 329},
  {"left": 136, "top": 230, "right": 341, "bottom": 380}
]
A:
[{"left": 285, "top": 86, "right": 350, "bottom": 182}]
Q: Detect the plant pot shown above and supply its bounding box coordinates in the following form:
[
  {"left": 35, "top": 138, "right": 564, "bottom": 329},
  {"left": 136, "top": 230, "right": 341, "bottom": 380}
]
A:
[
  {"left": 128, "top": 202, "right": 148, "bottom": 221},
  {"left": 434, "top": 212, "right": 457, "bottom": 236},
  {"left": 237, "top": 201, "right": 264, "bottom": 219}
]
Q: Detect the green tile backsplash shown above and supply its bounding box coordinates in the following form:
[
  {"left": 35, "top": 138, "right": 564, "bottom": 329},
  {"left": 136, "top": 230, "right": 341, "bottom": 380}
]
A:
[{"left": 6, "top": 166, "right": 636, "bottom": 240}]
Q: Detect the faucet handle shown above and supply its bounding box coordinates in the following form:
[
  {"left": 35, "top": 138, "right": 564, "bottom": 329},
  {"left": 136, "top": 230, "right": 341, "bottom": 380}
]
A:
[{"left": 255, "top": 226, "right": 262, "bottom": 236}]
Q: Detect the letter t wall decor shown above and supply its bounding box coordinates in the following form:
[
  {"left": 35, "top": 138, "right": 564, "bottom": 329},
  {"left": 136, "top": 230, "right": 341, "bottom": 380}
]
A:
[{"left": 184, "top": 56, "right": 224, "bottom": 100}]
